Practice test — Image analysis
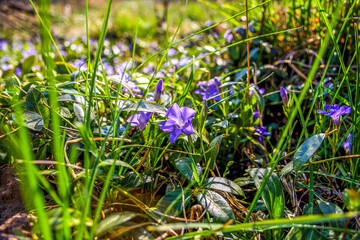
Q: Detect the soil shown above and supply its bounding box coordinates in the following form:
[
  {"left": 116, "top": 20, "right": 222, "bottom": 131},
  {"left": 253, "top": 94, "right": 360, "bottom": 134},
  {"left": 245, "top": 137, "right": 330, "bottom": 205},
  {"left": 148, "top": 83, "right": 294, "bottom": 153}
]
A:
[{"left": 0, "top": 166, "right": 33, "bottom": 239}]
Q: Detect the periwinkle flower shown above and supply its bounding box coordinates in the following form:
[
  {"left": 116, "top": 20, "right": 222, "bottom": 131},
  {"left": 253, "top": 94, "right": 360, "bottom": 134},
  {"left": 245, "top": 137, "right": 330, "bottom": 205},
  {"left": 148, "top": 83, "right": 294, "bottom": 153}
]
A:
[
  {"left": 127, "top": 112, "right": 153, "bottom": 131},
  {"left": 255, "top": 126, "right": 271, "bottom": 144},
  {"left": 15, "top": 68, "right": 22, "bottom": 76},
  {"left": 116, "top": 67, "right": 141, "bottom": 94},
  {"left": 154, "top": 79, "right": 164, "bottom": 102},
  {"left": 342, "top": 133, "right": 352, "bottom": 154},
  {"left": 317, "top": 104, "right": 351, "bottom": 125},
  {"left": 159, "top": 103, "right": 196, "bottom": 144},
  {"left": 280, "top": 86, "right": 288, "bottom": 105},
  {"left": 195, "top": 77, "right": 221, "bottom": 100},
  {"left": 224, "top": 29, "right": 234, "bottom": 43},
  {"left": 253, "top": 109, "right": 260, "bottom": 119}
]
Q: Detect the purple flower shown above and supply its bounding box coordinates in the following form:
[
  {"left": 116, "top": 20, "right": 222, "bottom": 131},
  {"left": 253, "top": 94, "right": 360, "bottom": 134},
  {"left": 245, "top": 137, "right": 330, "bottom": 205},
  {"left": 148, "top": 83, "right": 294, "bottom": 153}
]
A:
[
  {"left": 15, "top": 68, "right": 22, "bottom": 76},
  {"left": 116, "top": 67, "right": 141, "bottom": 94},
  {"left": 280, "top": 86, "right": 288, "bottom": 105},
  {"left": 253, "top": 109, "right": 260, "bottom": 119},
  {"left": 127, "top": 112, "right": 153, "bottom": 131},
  {"left": 224, "top": 30, "right": 234, "bottom": 43},
  {"left": 255, "top": 126, "right": 271, "bottom": 145},
  {"left": 195, "top": 77, "right": 221, "bottom": 100},
  {"left": 154, "top": 79, "right": 164, "bottom": 102},
  {"left": 342, "top": 133, "right": 352, "bottom": 154},
  {"left": 159, "top": 103, "right": 196, "bottom": 144},
  {"left": 317, "top": 104, "right": 352, "bottom": 125}
]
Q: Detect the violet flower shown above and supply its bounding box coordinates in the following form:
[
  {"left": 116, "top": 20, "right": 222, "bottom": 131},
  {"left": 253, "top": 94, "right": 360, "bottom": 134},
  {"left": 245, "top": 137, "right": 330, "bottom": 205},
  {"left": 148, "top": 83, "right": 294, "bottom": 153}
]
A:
[
  {"left": 224, "top": 30, "right": 234, "bottom": 43},
  {"left": 317, "top": 104, "right": 352, "bottom": 125},
  {"left": 116, "top": 67, "right": 141, "bottom": 94},
  {"left": 159, "top": 103, "right": 196, "bottom": 144},
  {"left": 342, "top": 133, "right": 352, "bottom": 154},
  {"left": 255, "top": 126, "right": 271, "bottom": 145},
  {"left": 154, "top": 79, "right": 164, "bottom": 102},
  {"left": 253, "top": 109, "right": 260, "bottom": 119},
  {"left": 195, "top": 77, "right": 221, "bottom": 100},
  {"left": 127, "top": 112, "right": 153, "bottom": 131},
  {"left": 280, "top": 86, "right": 288, "bottom": 105}
]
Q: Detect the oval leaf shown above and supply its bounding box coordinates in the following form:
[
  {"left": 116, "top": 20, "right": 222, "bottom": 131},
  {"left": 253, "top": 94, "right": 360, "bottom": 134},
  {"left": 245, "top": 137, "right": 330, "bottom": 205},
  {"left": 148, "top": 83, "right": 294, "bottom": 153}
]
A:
[
  {"left": 205, "top": 134, "right": 223, "bottom": 170},
  {"left": 13, "top": 110, "right": 44, "bottom": 131},
  {"left": 248, "top": 168, "right": 284, "bottom": 219},
  {"left": 121, "top": 102, "right": 167, "bottom": 114},
  {"left": 155, "top": 188, "right": 191, "bottom": 218},
  {"left": 174, "top": 157, "right": 202, "bottom": 182},
  {"left": 293, "top": 133, "right": 325, "bottom": 171},
  {"left": 196, "top": 190, "right": 234, "bottom": 222},
  {"left": 204, "top": 177, "right": 244, "bottom": 196}
]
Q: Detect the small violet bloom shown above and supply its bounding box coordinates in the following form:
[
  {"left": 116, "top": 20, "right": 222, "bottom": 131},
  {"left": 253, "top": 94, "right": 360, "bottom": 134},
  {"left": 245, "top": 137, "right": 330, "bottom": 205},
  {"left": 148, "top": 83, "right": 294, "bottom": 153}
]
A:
[
  {"left": 253, "top": 109, "right": 260, "bottom": 119},
  {"left": 317, "top": 104, "right": 351, "bottom": 125},
  {"left": 255, "top": 126, "right": 271, "bottom": 145},
  {"left": 342, "top": 133, "right": 352, "bottom": 154},
  {"left": 280, "top": 86, "right": 288, "bottom": 105},
  {"left": 159, "top": 103, "right": 196, "bottom": 144},
  {"left": 224, "top": 29, "right": 234, "bottom": 43},
  {"left": 116, "top": 66, "right": 141, "bottom": 94},
  {"left": 127, "top": 112, "right": 153, "bottom": 131},
  {"left": 154, "top": 79, "right": 164, "bottom": 102},
  {"left": 195, "top": 77, "right": 221, "bottom": 100}
]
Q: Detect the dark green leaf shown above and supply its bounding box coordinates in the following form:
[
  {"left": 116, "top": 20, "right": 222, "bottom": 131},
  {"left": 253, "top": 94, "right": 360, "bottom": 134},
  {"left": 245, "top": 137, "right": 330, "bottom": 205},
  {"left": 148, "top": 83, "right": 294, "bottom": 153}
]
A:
[
  {"left": 253, "top": 87, "right": 265, "bottom": 113},
  {"left": 174, "top": 157, "right": 202, "bottom": 182},
  {"left": 205, "top": 134, "right": 223, "bottom": 170},
  {"left": 249, "top": 168, "right": 284, "bottom": 219},
  {"left": 204, "top": 177, "right": 244, "bottom": 196},
  {"left": 13, "top": 110, "right": 44, "bottom": 131},
  {"left": 155, "top": 188, "right": 191, "bottom": 218},
  {"left": 26, "top": 86, "right": 50, "bottom": 128},
  {"left": 317, "top": 200, "right": 345, "bottom": 228},
  {"left": 196, "top": 190, "right": 234, "bottom": 222},
  {"left": 74, "top": 103, "right": 95, "bottom": 122},
  {"left": 121, "top": 102, "right": 167, "bottom": 114},
  {"left": 293, "top": 133, "right": 325, "bottom": 171}
]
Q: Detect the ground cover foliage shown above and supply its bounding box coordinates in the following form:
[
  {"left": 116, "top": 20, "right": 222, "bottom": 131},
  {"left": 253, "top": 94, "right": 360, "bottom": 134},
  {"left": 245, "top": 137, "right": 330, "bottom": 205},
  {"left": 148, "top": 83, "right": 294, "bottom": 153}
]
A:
[{"left": 0, "top": 0, "right": 360, "bottom": 239}]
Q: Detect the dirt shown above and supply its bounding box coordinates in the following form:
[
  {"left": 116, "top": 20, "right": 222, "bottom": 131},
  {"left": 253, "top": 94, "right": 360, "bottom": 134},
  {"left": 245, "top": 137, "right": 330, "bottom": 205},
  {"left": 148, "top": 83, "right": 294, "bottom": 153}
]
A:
[{"left": 0, "top": 166, "right": 33, "bottom": 239}]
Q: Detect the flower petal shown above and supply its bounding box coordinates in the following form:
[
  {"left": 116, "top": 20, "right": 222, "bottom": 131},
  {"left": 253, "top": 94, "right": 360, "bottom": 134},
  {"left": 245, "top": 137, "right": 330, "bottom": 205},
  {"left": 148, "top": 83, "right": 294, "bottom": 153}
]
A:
[
  {"left": 159, "top": 120, "right": 176, "bottom": 132},
  {"left": 167, "top": 103, "right": 182, "bottom": 120},
  {"left": 127, "top": 114, "right": 140, "bottom": 126},
  {"left": 182, "top": 121, "right": 194, "bottom": 135},
  {"left": 339, "top": 105, "right": 352, "bottom": 115},
  {"left": 180, "top": 106, "right": 196, "bottom": 121},
  {"left": 169, "top": 128, "right": 182, "bottom": 144}
]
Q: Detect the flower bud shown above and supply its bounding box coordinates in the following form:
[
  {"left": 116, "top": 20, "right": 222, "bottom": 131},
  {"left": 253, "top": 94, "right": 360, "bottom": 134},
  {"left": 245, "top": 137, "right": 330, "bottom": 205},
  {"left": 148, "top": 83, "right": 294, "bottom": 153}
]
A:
[
  {"left": 154, "top": 79, "right": 164, "bottom": 102},
  {"left": 280, "top": 86, "right": 288, "bottom": 105}
]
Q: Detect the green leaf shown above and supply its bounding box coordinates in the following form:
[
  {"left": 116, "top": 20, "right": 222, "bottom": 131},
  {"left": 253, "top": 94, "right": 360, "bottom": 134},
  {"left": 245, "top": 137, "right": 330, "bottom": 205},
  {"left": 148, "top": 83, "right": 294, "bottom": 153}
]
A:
[
  {"left": 249, "top": 168, "right": 284, "bottom": 219},
  {"left": 121, "top": 173, "right": 153, "bottom": 188},
  {"left": 26, "top": 86, "right": 50, "bottom": 128},
  {"left": 155, "top": 188, "right": 191, "bottom": 218},
  {"left": 95, "top": 212, "right": 139, "bottom": 237},
  {"left": 293, "top": 133, "right": 325, "bottom": 171},
  {"left": 205, "top": 134, "right": 223, "bottom": 170},
  {"left": 253, "top": 87, "right": 265, "bottom": 113},
  {"left": 174, "top": 157, "right": 202, "bottom": 182},
  {"left": 13, "top": 110, "right": 44, "bottom": 131},
  {"left": 121, "top": 102, "right": 167, "bottom": 114},
  {"left": 204, "top": 177, "right": 245, "bottom": 196},
  {"left": 196, "top": 190, "right": 234, "bottom": 222},
  {"left": 22, "top": 55, "right": 36, "bottom": 74},
  {"left": 317, "top": 200, "right": 345, "bottom": 228},
  {"left": 74, "top": 103, "right": 95, "bottom": 123},
  {"left": 284, "top": 227, "right": 304, "bottom": 240}
]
